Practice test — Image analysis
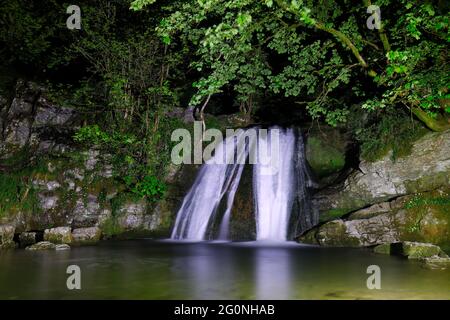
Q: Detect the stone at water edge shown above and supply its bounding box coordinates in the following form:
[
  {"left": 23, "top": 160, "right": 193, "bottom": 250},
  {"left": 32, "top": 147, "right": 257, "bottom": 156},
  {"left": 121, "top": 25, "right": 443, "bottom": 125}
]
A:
[
  {"left": 421, "top": 256, "right": 450, "bottom": 270},
  {"left": 44, "top": 226, "right": 73, "bottom": 244},
  {"left": 394, "top": 241, "right": 448, "bottom": 259},
  {"left": 72, "top": 227, "right": 102, "bottom": 245},
  {"left": 373, "top": 243, "right": 391, "bottom": 255},
  {"left": 26, "top": 241, "right": 56, "bottom": 250},
  {"left": 0, "top": 225, "right": 16, "bottom": 250},
  {"left": 19, "top": 232, "right": 37, "bottom": 248},
  {"left": 55, "top": 244, "right": 71, "bottom": 251}
]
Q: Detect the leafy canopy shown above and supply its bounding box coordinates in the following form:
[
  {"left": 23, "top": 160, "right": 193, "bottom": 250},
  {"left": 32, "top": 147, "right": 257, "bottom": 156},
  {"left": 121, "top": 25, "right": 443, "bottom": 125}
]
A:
[{"left": 131, "top": 0, "right": 449, "bottom": 128}]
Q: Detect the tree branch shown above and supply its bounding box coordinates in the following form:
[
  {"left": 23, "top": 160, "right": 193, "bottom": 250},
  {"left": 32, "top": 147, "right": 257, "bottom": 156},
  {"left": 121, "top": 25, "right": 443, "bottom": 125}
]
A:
[{"left": 274, "top": 0, "right": 377, "bottom": 76}]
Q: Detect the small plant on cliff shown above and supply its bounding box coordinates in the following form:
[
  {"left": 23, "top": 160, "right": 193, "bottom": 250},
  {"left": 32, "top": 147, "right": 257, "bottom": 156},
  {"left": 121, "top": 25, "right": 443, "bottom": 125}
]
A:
[
  {"left": 128, "top": 175, "right": 166, "bottom": 200},
  {"left": 351, "top": 109, "right": 428, "bottom": 162},
  {"left": 405, "top": 194, "right": 450, "bottom": 209}
]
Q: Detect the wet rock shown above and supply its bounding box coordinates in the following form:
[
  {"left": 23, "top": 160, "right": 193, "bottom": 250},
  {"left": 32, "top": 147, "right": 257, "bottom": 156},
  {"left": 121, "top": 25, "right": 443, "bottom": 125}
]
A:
[
  {"left": 72, "top": 227, "right": 102, "bottom": 245},
  {"left": 315, "top": 220, "right": 360, "bottom": 247},
  {"left": 44, "top": 227, "right": 73, "bottom": 244},
  {"left": 301, "top": 209, "right": 406, "bottom": 247},
  {"left": 393, "top": 241, "right": 447, "bottom": 259},
  {"left": 421, "top": 256, "right": 450, "bottom": 270},
  {"left": 26, "top": 241, "right": 56, "bottom": 250},
  {"left": 19, "top": 232, "right": 37, "bottom": 248},
  {"left": 373, "top": 243, "right": 391, "bottom": 255},
  {"left": 302, "top": 188, "right": 450, "bottom": 248},
  {"left": 0, "top": 225, "right": 16, "bottom": 250},
  {"left": 55, "top": 244, "right": 71, "bottom": 251},
  {"left": 314, "top": 130, "right": 450, "bottom": 217}
]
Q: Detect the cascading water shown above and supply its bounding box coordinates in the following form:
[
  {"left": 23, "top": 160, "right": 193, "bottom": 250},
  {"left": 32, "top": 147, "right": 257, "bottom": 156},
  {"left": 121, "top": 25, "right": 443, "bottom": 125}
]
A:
[
  {"left": 171, "top": 126, "right": 315, "bottom": 241},
  {"left": 171, "top": 131, "right": 250, "bottom": 240},
  {"left": 253, "top": 128, "right": 296, "bottom": 241}
]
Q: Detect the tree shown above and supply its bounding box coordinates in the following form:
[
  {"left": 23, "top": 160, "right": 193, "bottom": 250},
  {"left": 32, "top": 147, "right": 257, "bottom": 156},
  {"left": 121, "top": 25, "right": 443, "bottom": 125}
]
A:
[{"left": 131, "top": 0, "right": 450, "bottom": 131}]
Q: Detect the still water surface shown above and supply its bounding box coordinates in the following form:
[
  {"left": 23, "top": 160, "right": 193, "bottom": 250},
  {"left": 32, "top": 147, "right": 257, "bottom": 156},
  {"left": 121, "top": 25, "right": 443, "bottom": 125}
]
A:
[{"left": 0, "top": 240, "right": 449, "bottom": 299}]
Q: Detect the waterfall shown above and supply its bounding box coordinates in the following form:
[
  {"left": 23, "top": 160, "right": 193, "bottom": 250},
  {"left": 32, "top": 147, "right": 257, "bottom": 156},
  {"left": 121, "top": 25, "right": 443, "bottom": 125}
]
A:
[
  {"left": 253, "top": 128, "right": 296, "bottom": 241},
  {"left": 171, "top": 131, "right": 250, "bottom": 240},
  {"left": 171, "top": 126, "right": 315, "bottom": 241}
]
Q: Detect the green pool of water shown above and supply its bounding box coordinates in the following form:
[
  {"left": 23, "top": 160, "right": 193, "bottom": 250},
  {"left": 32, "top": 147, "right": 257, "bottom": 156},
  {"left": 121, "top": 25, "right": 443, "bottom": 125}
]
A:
[{"left": 0, "top": 240, "right": 449, "bottom": 299}]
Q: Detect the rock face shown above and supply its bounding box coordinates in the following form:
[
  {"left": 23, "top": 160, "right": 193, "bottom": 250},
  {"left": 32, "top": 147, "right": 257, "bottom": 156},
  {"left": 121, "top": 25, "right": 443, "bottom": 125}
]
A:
[
  {"left": 305, "top": 126, "right": 348, "bottom": 179},
  {"left": 72, "top": 227, "right": 102, "bottom": 245},
  {"left": 0, "top": 225, "right": 15, "bottom": 249},
  {"left": 300, "top": 189, "right": 450, "bottom": 249},
  {"left": 0, "top": 80, "right": 198, "bottom": 247},
  {"left": 314, "top": 130, "right": 450, "bottom": 218},
  {"left": 0, "top": 80, "right": 78, "bottom": 162},
  {"left": 44, "top": 227, "right": 73, "bottom": 244}
]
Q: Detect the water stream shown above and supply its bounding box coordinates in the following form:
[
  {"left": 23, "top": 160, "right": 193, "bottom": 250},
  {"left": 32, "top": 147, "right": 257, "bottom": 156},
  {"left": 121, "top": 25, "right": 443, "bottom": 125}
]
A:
[{"left": 171, "top": 127, "right": 314, "bottom": 241}]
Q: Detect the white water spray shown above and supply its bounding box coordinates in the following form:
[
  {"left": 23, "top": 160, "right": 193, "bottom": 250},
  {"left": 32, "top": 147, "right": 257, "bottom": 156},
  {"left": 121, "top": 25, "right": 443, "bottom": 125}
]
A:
[{"left": 171, "top": 127, "right": 310, "bottom": 241}]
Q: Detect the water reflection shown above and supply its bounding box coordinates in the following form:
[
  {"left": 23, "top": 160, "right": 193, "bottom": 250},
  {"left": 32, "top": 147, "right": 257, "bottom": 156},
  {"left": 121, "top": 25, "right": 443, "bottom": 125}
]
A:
[
  {"left": 0, "top": 240, "right": 449, "bottom": 299},
  {"left": 254, "top": 247, "right": 292, "bottom": 299}
]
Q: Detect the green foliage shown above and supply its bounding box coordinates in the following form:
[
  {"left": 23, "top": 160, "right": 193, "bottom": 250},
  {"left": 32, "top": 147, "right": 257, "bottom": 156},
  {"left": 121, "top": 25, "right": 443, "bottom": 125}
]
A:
[
  {"left": 405, "top": 195, "right": 450, "bottom": 209},
  {"left": 352, "top": 110, "right": 428, "bottom": 162},
  {"left": 0, "top": 169, "right": 41, "bottom": 218},
  {"left": 129, "top": 0, "right": 449, "bottom": 129},
  {"left": 130, "top": 175, "right": 166, "bottom": 200}
]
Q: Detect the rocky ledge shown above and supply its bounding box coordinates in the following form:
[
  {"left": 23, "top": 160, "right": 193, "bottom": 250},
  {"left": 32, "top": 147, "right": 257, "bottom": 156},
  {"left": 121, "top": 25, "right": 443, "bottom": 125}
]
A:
[
  {"left": 301, "top": 126, "right": 449, "bottom": 253},
  {"left": 0, "top": 80, "right": 198, "bottom": 250}
]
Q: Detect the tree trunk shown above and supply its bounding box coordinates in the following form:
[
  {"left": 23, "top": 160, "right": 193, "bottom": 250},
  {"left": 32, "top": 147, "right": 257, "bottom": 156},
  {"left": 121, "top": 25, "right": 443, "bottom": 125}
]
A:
[{"left": 412, "top": 107, "right": 450, "bottom": 132}]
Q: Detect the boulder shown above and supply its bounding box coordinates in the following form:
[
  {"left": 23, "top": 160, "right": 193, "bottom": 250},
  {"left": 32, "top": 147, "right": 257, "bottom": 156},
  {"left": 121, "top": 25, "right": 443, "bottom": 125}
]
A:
[
  {"left": 421, "top": 256, "right": 450, "bottom": 270},
  {"left": 19, "top": 232, "right": 37, "bottom": 248},
  {"left": 55, "top": 244, "right": 71, "bottom": 251},
  {"left": 314, "top": 130, "right": 450, "bottom": 218},
  {"left": 302, "top": 189, "right": 450, "bottom": 248},
  {"left": 44, "top": 227, "right": 73, "bottom": 244},
  {"left": 373, "top": 243, "right": 391, "bottom": 255},
  {"left": 305, "top": 126, "right": 348, "bottom": 179},
  {"left": 393, "top": 241, "right": 447, "bottom": 259},
  {"left": 0, "top": 225, "right": 16, "bottom": 250},
  {"left": 26, "top": 241, "right": 56, "bottom": 250},
  {"left": 72, "top": 227, "right": 102, "bottom": 245},
  {"left": 301, "top": 210, "right": 406, "bottom": 247}
]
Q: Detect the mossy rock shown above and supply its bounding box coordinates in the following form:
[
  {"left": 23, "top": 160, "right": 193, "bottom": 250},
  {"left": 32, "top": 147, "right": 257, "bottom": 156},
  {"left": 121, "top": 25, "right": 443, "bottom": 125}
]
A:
[
  {"left": 400, "top": 190, "right": 450, "bottom": 249},
  {"left": 0, "top": 224, "right": 16, "bottom": 250},
  {"left": 315, "top": 220, "right": 360, "bottom": 247},
  {"left": 306, "top": 137, "right": 346, "bottom": 178},
  {"left": 26, "top": 241, "right": 56, "bottom": 250},
  {"left": 305, "top": 126, "right": 347, "bottom": 178},
  {"left": 43, "top": 227, "right": 73, "bottom": 244},
  {"left": 373, "top": 243, "right": 391, "bottom": 255},
  {"left": 393, "top": 241, "right": 445, "bottom": 259},
  {"left": 319, "top": 208, "right": 351, "bottom": 223}
]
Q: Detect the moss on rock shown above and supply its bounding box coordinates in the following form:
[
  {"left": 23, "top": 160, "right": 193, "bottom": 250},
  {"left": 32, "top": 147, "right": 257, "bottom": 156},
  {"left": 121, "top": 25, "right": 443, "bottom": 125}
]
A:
[
  {"left": 306, "top": 136, "right": 346, "bottom": 178},
  {"left": 373, "top": 243, "right": 391, "bottom": 254},
  {"left": 315, "top": 220, "right": 361, "bottom": 247}
]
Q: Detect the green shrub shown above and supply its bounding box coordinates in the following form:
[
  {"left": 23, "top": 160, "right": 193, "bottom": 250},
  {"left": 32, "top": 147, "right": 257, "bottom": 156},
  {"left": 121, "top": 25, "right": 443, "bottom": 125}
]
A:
[{"left": 352, "top": 110, "right": 429, "bottom": 162}]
